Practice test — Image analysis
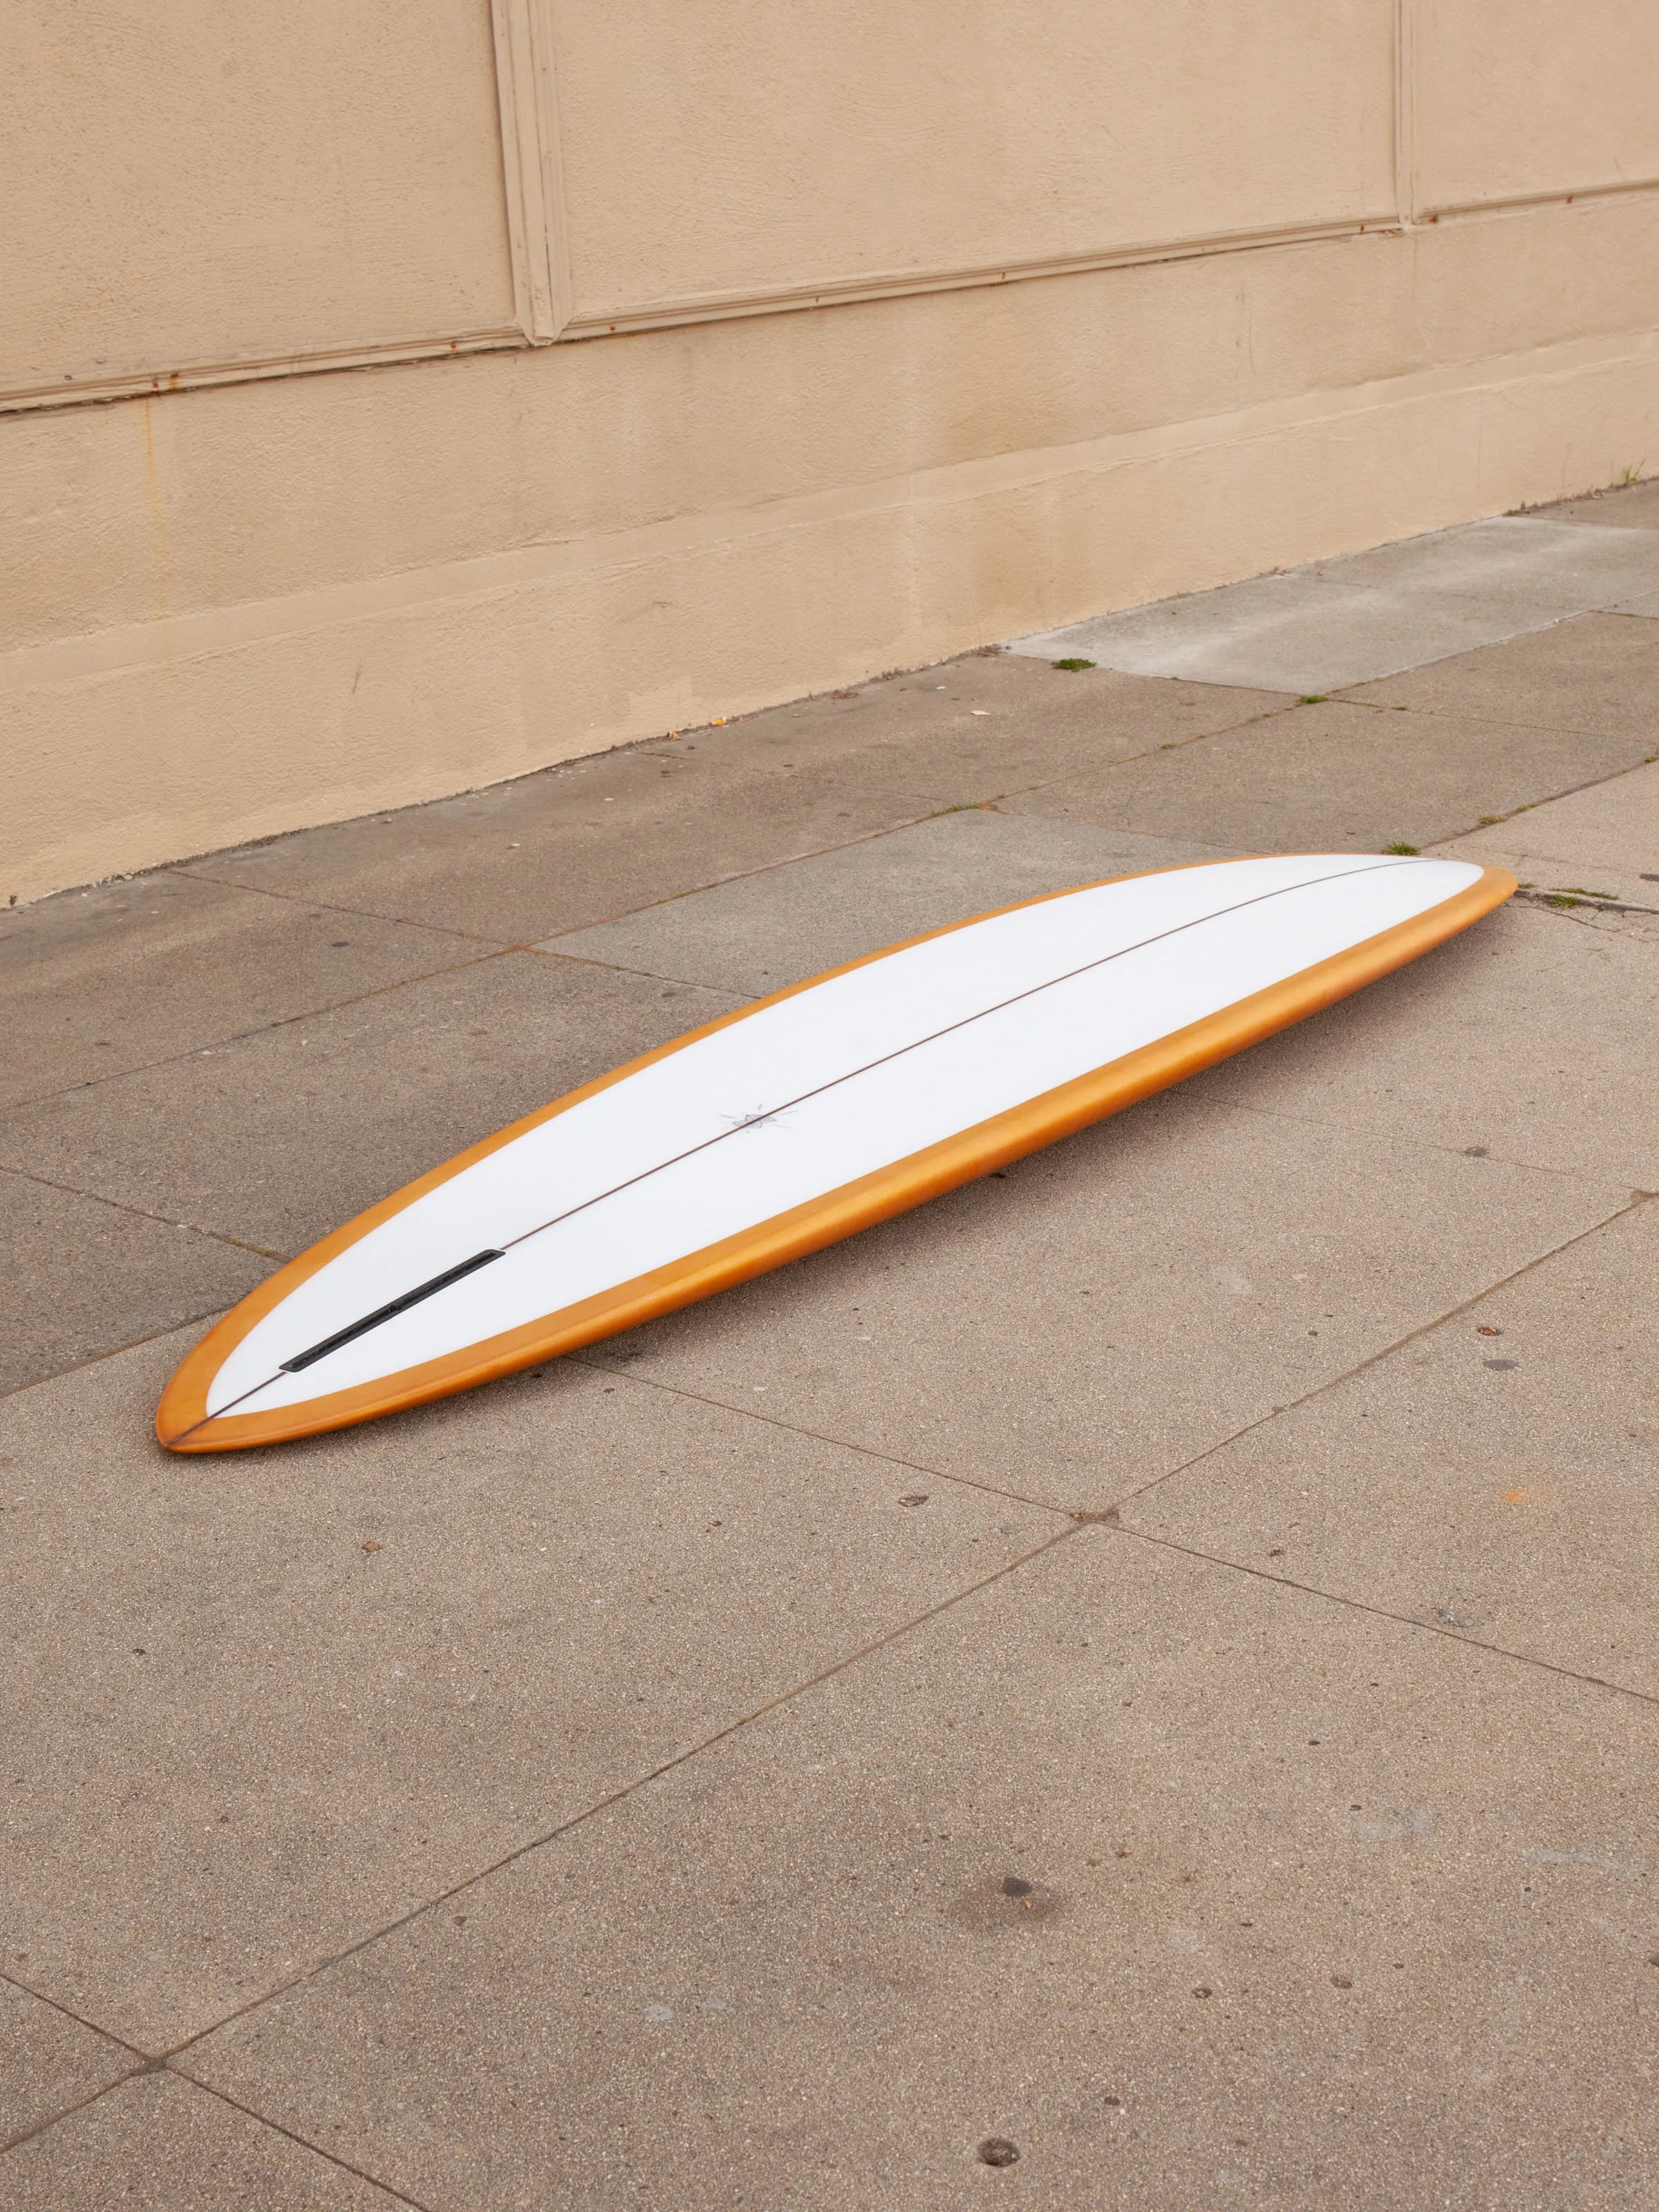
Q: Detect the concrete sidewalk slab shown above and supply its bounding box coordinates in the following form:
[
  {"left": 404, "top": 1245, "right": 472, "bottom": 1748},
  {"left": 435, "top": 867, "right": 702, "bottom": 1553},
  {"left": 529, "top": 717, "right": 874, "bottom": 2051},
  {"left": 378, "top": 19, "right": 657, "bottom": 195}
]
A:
[
  {"left": 1000, "top": 695, "right": 1653, "bottom": 854},
  {"left": 189, "top": 746, "right": 942, "bottom": 946},
  {"left": 1535, "top": 480, "right": 1659, "bottom": 530},
  {"left": 182, "top": 1535, "right": 1659, "bottom": 2211},
  {"left": 1297, "top": 516, "right": 1659, "bottom": 603},
  {"left": 544, "top": 809, "right": 1230, "bottom": 997},
  {"left": 0, "top": 1330, "right": 1061, "bottom": 2051},
  {"left": 0, "top": 872, "right": 469, "bottom": 1112},
  {"left": 1345, "top": 610, "right": 1659, "bottom": 739},
  {"left": 2, "top": 2072, "right": 405, "bottom": 2209},
  {"left": 1123, "top": 1201, "right": 1659, "bottom": 1696},
  {"left": 0, "top": 1169, "right": 267, "bottom": 1399},
  {"left": 1181, "top": 900, "right": 1659, "bottom": 1190},
  {"left": 587, "top": 1089, "right": 1625, "bottom": 1509},
  {"left": 0, "top": 1983, "right": 133, "bottom": 2152},
  {"left": 0, "top": 953, "right": 742, "bottom": 1271},
  {"left": 1008, "top": 569, "right": 1528, "bottom": 695},
  {"left": 185, "top": 657, "right": 1288, "bottom": 944},
  {"left": 1433, "top": 756, "right": 1659, "bottom": 910},
  {"left": 667, "top": 653, "right": 1293, "bottom": 796},
  {"left": 1006, "top": 517, "right": 1659, "bottom": 692}
]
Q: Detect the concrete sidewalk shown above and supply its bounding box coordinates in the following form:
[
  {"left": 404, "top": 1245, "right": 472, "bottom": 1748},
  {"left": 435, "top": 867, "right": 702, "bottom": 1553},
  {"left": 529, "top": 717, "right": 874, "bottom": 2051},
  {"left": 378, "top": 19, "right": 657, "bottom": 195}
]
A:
[{"left": 3, "top": 485, "right": 1658, "bottom": 2209}]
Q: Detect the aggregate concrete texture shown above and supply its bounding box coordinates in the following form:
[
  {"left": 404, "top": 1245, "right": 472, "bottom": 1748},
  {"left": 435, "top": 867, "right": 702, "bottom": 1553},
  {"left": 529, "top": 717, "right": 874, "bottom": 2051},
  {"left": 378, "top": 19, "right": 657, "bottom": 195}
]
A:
[
  {"left": 1542, "top": 477, "right": 1659, "bottom": 530},
  {"left": 997, "top": 688, "right": 1655, "bottom": 854},
  {"left": 187, "top": 655, "right": 1287, "bottom": 944},
  {"left": 4, "top": 484, "right": 1658, "bottom": 2205},
  {"left": 586, "top": 1094, "right": 1623, "bottom": 1508},
  {"left": 1175, "top": 895, "right": 1659, "bottom": 1190},
  {"left": 0, "top": 1980, "right": 133, "bottom": 2150},
  {"left": 0, "top": 870, "right": 474, "bottom": 1111},
  {"left": 0, "top": 1168, "right": 267, "bottom": 1399},
  {"left": 1011, "top": 511, "right": 1659, "bottom": 691},
  {"left": 2, "top": 2071, "right": 408, "bottom": 2210},
  {"left": 1427, "top": 753, "right": 1659, "bottom": 912},
  {"left": 1344, "top": 610, "right": 1659, "bottom": 741},
  {"left": 182, "top": 1538, "right": 1659, "bottom": 2212},
  {"left": 0, "top": 953, "right": 744, "bottom": 1268},
  {"left": 1125, "top": 1201, "right": 1659, "bottom": 1696},
  {"left": 1, "top": 1335, "right": 1059, "bottom": 2051},
  {"left": 544, "top": 808, "right": 1231, "bottom": 995}
]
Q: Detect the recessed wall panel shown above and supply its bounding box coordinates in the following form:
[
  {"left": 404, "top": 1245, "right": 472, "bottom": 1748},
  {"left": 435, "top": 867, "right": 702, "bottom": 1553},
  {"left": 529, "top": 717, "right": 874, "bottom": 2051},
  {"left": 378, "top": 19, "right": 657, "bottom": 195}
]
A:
[
  {"left": 0, "top": 0, "right": 518, "bottom": 393},
  {"left": 552, "top": 0, "right": 1398, "bottom": 318},
  {"left": 1416, "top": 0, "right": 1659, "bottom": 212}
]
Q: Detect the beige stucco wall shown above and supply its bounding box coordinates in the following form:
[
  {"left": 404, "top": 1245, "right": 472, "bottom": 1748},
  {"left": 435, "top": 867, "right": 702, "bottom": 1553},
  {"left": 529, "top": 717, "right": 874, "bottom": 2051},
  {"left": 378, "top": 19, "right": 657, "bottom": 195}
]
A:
[
  {"left": 6, "top": 0, "right": 1658, "bottom": 903},
  {"left": 552, "top": 0, "right": 1398, "bottom": 312}
]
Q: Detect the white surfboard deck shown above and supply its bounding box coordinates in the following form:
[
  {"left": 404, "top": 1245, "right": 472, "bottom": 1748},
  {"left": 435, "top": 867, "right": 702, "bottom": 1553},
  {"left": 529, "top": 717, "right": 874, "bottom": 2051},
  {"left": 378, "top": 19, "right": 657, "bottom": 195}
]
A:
[{"left": 158, "top": 853, "right": 1512, "bottom": 1450}]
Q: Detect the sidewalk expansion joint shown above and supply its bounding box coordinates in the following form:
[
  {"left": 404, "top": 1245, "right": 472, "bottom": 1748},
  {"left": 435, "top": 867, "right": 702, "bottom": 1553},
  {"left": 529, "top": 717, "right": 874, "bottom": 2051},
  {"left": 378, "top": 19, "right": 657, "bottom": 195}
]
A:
[
  {"left": 1, "top": 946, "right": 512, "bottom": 1114},
  {"left": 159, "top": 1525, "right": 1081, "bottom": 2068},
  {"left": 0, "top": 1159, "right": 288, "bottom": 1266},
  {"left": 1109, "top": 1520, "right": 1659, "bottom": 1712},
  {"left": 0, "top": 1306, "right": 254, "bottom": 1407},
  {"left": 0, "top": 2070, "right": 153, "bottom": 2161},
  {"left": 568, "top": 1351, "right": 1071, "bottom": 1517},
  {"left": 523, "top": 805, "right": 946, "bottom": 940},
  {"left": 0, "top": 1967, "right": 153, "bottom": 2157},
  {"left": 0, "top": 2056, "right": 433, "bottom": 2209},
  {"left": 515, "top": 704, "right": 1306, "bottom": 951},
  {"left": 167, "top": 866, "right": 509, "bottom": 947},
  {"left": 1420, "top": 744, "right": 1659, "bottom": 845},
  {"left": 176, "top": 2074, "right": 437, "bottom": 2210},
  {"left": 0, "top": 1965, "right": 151, "bottom": 2065},
  {"left": 0, "top": 1962, "right": 431, "bottom": 2209},
  {"left": 1094, "top": 1190, "right": 1651, "bottom": 1531},
  {"left": 527, "top": 942, "right": 759, "bottom": 997}
]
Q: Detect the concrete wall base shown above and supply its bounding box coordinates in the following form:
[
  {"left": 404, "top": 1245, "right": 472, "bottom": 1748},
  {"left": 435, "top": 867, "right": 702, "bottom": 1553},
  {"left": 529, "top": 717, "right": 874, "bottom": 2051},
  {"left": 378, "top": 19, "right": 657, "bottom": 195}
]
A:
[{"left": 7, "top": 208, "right": 1658, "bottom": 905}]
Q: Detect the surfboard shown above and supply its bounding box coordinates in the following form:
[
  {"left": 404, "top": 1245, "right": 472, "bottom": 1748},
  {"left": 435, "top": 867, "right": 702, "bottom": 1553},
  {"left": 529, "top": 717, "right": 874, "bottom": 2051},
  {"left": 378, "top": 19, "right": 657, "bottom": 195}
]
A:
[{"left": 156, "top": 853, "right": 1515, "bottom": 1452}]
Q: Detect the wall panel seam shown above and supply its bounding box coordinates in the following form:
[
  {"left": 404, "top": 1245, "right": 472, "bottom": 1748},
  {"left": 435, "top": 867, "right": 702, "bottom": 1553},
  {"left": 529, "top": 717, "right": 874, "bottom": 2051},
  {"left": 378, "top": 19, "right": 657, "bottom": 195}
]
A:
[
  {"left": 1417, "top": 176, "right": 1659, "bottom": 223},
  {"left": 6, "top": 180, "right": 1658, "bottom": 415},
  {"left": 552, "top": 179, "right": 1659, "bottom": 338},
  {"left": 558, "top": 216, "right": 1404, "bottom": 339},
  {"left": 0, "top": 328, "right": 527, "bottom": 419},
  {"left": 489, "top": 0, "right": 573, "bottom": 338},
  {"left": 1393, "top": 0, "right": 1421, "bottom": 227}
]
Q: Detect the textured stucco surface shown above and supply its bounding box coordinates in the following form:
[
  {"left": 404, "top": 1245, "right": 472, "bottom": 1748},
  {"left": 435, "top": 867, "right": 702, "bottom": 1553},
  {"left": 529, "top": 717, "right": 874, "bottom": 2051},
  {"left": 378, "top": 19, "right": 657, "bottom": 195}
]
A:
[{"left": 3, "top": 2, "right": 1658, "bottom": 902}]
